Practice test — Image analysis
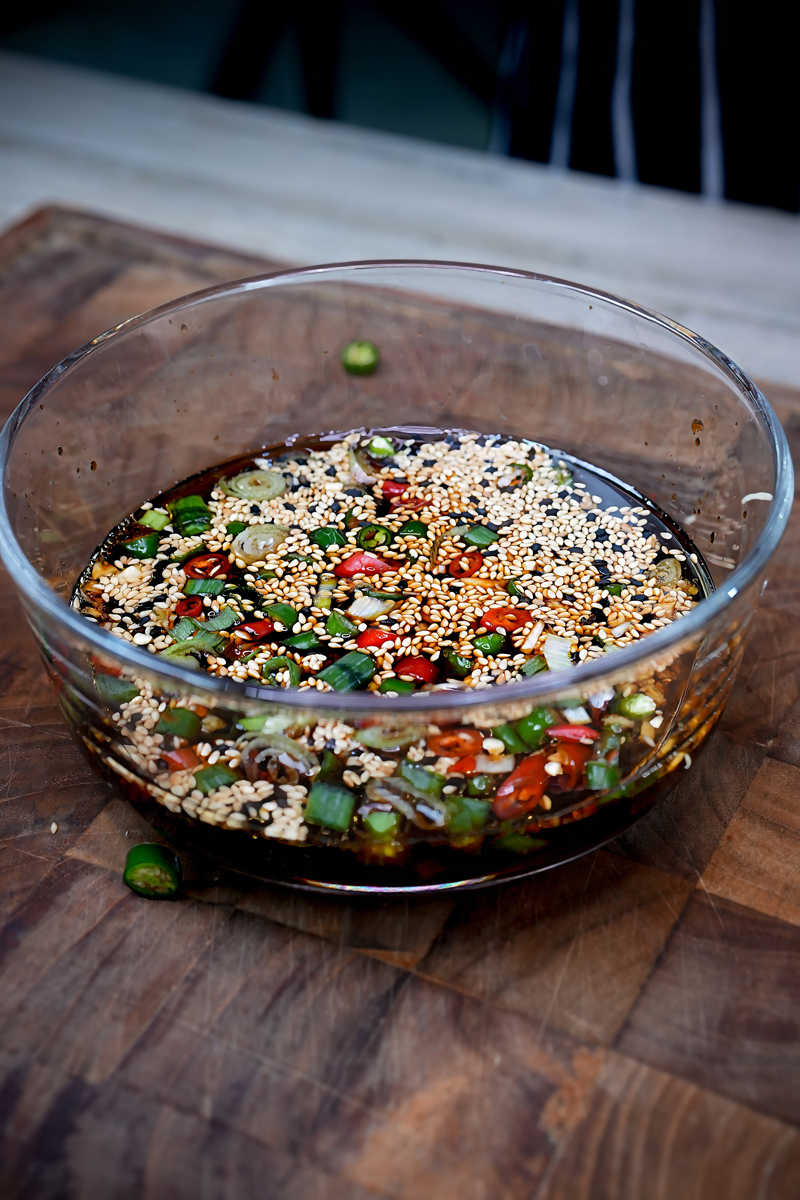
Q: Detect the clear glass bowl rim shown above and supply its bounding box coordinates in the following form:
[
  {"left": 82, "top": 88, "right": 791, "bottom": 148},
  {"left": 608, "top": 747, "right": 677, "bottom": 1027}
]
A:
[{"left": 0, "top": 259, "right": 792, "bottom": 714}]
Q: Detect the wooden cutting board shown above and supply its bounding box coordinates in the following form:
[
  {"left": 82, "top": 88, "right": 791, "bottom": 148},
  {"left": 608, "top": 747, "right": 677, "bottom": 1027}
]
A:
[{"left": 1, "top": 206, "right": 800, "bottom": 1200}]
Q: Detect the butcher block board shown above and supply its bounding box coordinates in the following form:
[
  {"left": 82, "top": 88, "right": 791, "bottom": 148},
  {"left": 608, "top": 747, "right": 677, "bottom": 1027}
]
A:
[{"left": 1, "top": 207, "right": 800, "bottom": 1199}]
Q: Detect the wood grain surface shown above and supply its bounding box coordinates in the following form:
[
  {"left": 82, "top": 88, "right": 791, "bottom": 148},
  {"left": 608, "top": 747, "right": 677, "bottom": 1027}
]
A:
[{"left": 1, "top": 207, "right": 800, "bottom": 1200}]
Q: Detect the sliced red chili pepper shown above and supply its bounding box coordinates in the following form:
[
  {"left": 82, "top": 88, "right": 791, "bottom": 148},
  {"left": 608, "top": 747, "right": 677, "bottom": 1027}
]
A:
[
  {"left": 448, "top": 550, "right": 483, "bottom": 578},
  {"left": 231, "top": 618, "right": 275, "bottom": 641},
  {"left": 161, "top": 746, "right": 201, "bottom": 772},
  {"left": 382, "top": 479, "right": 408, "bottom": 498},
  {"left": 546, "top": 725, "right": 600, "bottom": 742},
  {"left": 427, "top": 728, "right": 484, "bottom": 756},
  {"left": 493, "top": 751, "right": 549, "bottom": 820},
  {"left": 183, "top": 552, "right": 231, "bottom": 579},
  {"left": 175, "top": 597, "right": 204, "bottom": 619},
  {"left": 449, "top": 754, "right": 477, "bottom": 775},
  {"left": 551, "top": 742, "right": 593, "bottom": 790},
  {"left": 355, "top": 628, "right": 394, "bottom": 649},
  {"left": 394, "top": 655, "right": 439, "bottom": 684},
  {"left": 334, "top": 552, "right": 395, "bottom": 577},
  {"left": 480, "top": 606, "right": 534, "bottom": 633},
  {"left": 90, "top": 655, "right": 120, "bottom": 676},
  {"left": 391, "top": 495, "right": 428, "bottom": 511}
]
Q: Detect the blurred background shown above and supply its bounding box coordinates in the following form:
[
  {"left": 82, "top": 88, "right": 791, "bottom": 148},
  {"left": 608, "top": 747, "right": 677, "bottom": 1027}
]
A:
[{"left": 1, "top": 0, "right": 798, "bottom": 212}]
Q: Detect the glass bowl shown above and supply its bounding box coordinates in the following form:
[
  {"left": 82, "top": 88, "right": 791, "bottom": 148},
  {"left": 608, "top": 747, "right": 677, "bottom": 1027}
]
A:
[{"left": 0, "top": 262, "right": 791, "bottom": 893}]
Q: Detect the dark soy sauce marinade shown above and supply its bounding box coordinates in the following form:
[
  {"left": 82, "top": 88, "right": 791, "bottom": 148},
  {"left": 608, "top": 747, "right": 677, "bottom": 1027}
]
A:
[{"left": 73, "top": 429, "right": 713, "bottom": 883}]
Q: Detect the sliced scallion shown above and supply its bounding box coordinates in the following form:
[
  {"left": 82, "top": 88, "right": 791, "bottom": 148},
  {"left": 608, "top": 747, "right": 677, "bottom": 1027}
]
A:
[
  {"left": 462, "top": 525, "right": 499, "bottom": 548},
  {"left": 168, "top": 495, "right": 212, "bottom": 537},
  {"left": 138, "top": 509, "right": 170, "bottom": 531},
  {"left": 542, "top": 633, "right": 574, "bottom": 672},
  {"left": 327, "top": 609, "right": 358, "bottom": 637},
  {"left": 183, "top": 578, "right": 225, "bottom": 596},
  {"left": 304, "top": 782, "right": 355, "bottom": 831},
  {"left": 316, "top": 651, "right": 375, "bottom": 692}
]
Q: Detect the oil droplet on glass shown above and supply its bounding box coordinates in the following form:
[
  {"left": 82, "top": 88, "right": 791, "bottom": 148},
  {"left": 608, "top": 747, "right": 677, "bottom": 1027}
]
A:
[{"left": 692, "top": 419, "right": 704, "bottom": 435}]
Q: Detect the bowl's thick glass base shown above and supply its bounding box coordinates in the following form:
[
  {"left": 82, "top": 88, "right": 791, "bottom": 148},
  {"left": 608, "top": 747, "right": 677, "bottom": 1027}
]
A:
[{"left": 105, "top": 754, "right": 701, "bottom": 894}]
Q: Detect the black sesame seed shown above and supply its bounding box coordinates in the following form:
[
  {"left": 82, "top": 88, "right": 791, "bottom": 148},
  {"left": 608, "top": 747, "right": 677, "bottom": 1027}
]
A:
[
  {"left": 422, "top": 459, "right": 435, "bottom": 467},
  {"left": 593, "top": 529, "right": 609, "bottom": 542},
  {"left": 284, "top": 503, "right": 296, "bottom": 512},
  {"left": 344, "top": 488, "right": 362, "bottom": 497},
  {"left": 325, "top": 466, "right": 337, "bottom": 476},
  {"left": 250, "top": 504, "right": 260, "bottom": 514}
]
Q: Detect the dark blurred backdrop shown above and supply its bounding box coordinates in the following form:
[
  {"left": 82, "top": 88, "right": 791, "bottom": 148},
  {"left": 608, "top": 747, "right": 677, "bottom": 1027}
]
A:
[{"left": 2, "top": 0, "right": 798, "bottom": 212}]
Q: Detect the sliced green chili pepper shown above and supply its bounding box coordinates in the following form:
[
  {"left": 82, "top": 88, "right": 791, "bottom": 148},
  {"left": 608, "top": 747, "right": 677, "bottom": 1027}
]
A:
[
  {"left": 194, "top": 764, "right": 240, "bottom": 793},
  {"left": 138, "top": 509, "right": 171, "bottom": 531},
  {"left": 397, "top": 519, "right": 427, "bottom": 537},
  {"left": 261, "top": 657, "right": 302, "bottom": 686},
  {"left": 95, "top": 673, "right": 139, "bottom": 705},
  {"left": 256, "top": 570, "right": 278, "bottom": 581},
  {"left": 446, "top": 795, "right": 491, "bottom": 835},
  {"left": 491, "top": 723, "right": 528, "bottom": 754},
  {"left": 265, "top": 602, "right": 298, "bottom": 629},
  {"left": 442, "top": 647, "right": 472, "bottom": 678},
  {"left": 520, "top": 655, "right": 548, "bottom": 677},
  {"left": 118, "top": 532, "right": 160, "bottom": 559},
  {"left": 168, "top": 495, "right": 212, "bottom": 537},
  {"left": 342, "top": 340, "right": 380, "bottom": 375},
  {"left": 316, "top": 651, "right": 375, "bottom": 692},
  {"left": 494, "top": 833, "right": 548, "bottom": 855},
  {"left": 506, "top": 578, "right": 521, "bottom": 597},
  {"left": 184, "top": 578, "right": 225, "bottom": 596},
  {"left": 226, "top": 520, "right": 248, "bottom": 538},
  {"left": 616, "top": 693, "right": 657, "bottom": 719},
  {"left": 462, "top": 525, "right": 499, "bottom": 548},
  {"left": 515, "top": 706, "right": 559, "bottom": 749},
  {"left": 344, "top": 507, "right": 359, "bottom": 530},
  {"left": 465, "top": 775, "right": 495, "bottom": 798},
  {"left": 473, "top": 632, "right": 505, "bottom": 654},
  {"left": 604, "top": 582, "right": 623, "bottom": 596},
  {"left": 155, "top": 707, "right": 201, "bottom": 739},
  {"left": 585, "top": 761, "right": 622, "bottom": 790},
  {"left": 378, "top": 678, "right": 415, "bottom": 694},
  {"left": 283, "top": 631, "right": 323, "bottom": 652},
  {"left": 357, "top": 524, "right": 393, "bottom": 551},
  {"left": 368, "top": 435, "right": 394, "bottom": 457},
  {"left": 327, "top": 609, "right": 358, "bottom": 637},
  {"left": 123, "top": 843, "right": 181, "bottom": 898},
  {"left": 313, "top": 526, "right": 346, "bottom": 549},
  {"left": 316, "top": 748, "right": 343, "bottom": 783},
  {"left": 398, "top": 759, "right": 446, "bottom": 799},
  {"left": 364, "top": 810, "right": 401, "bottom": 838},
  {"left": 305, "top": 782, "right": 356, "bottom": 831}
]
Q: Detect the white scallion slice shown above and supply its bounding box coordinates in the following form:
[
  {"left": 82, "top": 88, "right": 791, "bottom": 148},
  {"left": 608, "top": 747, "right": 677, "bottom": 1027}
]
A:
[
  {"left": 347, "top": 595, "right": 395, "bottom": 619},
  {"left": 220, "top": 470, "right": 287, "bottom": 500},
  {"left": 562, "top": 705, "right": 591, "bottom": 724},
  {"left": 542, "top": 633, "right": 574, "bottom": 672},
  {"left": 231, "top": 523, "right": 290, "bottom": 564}
]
